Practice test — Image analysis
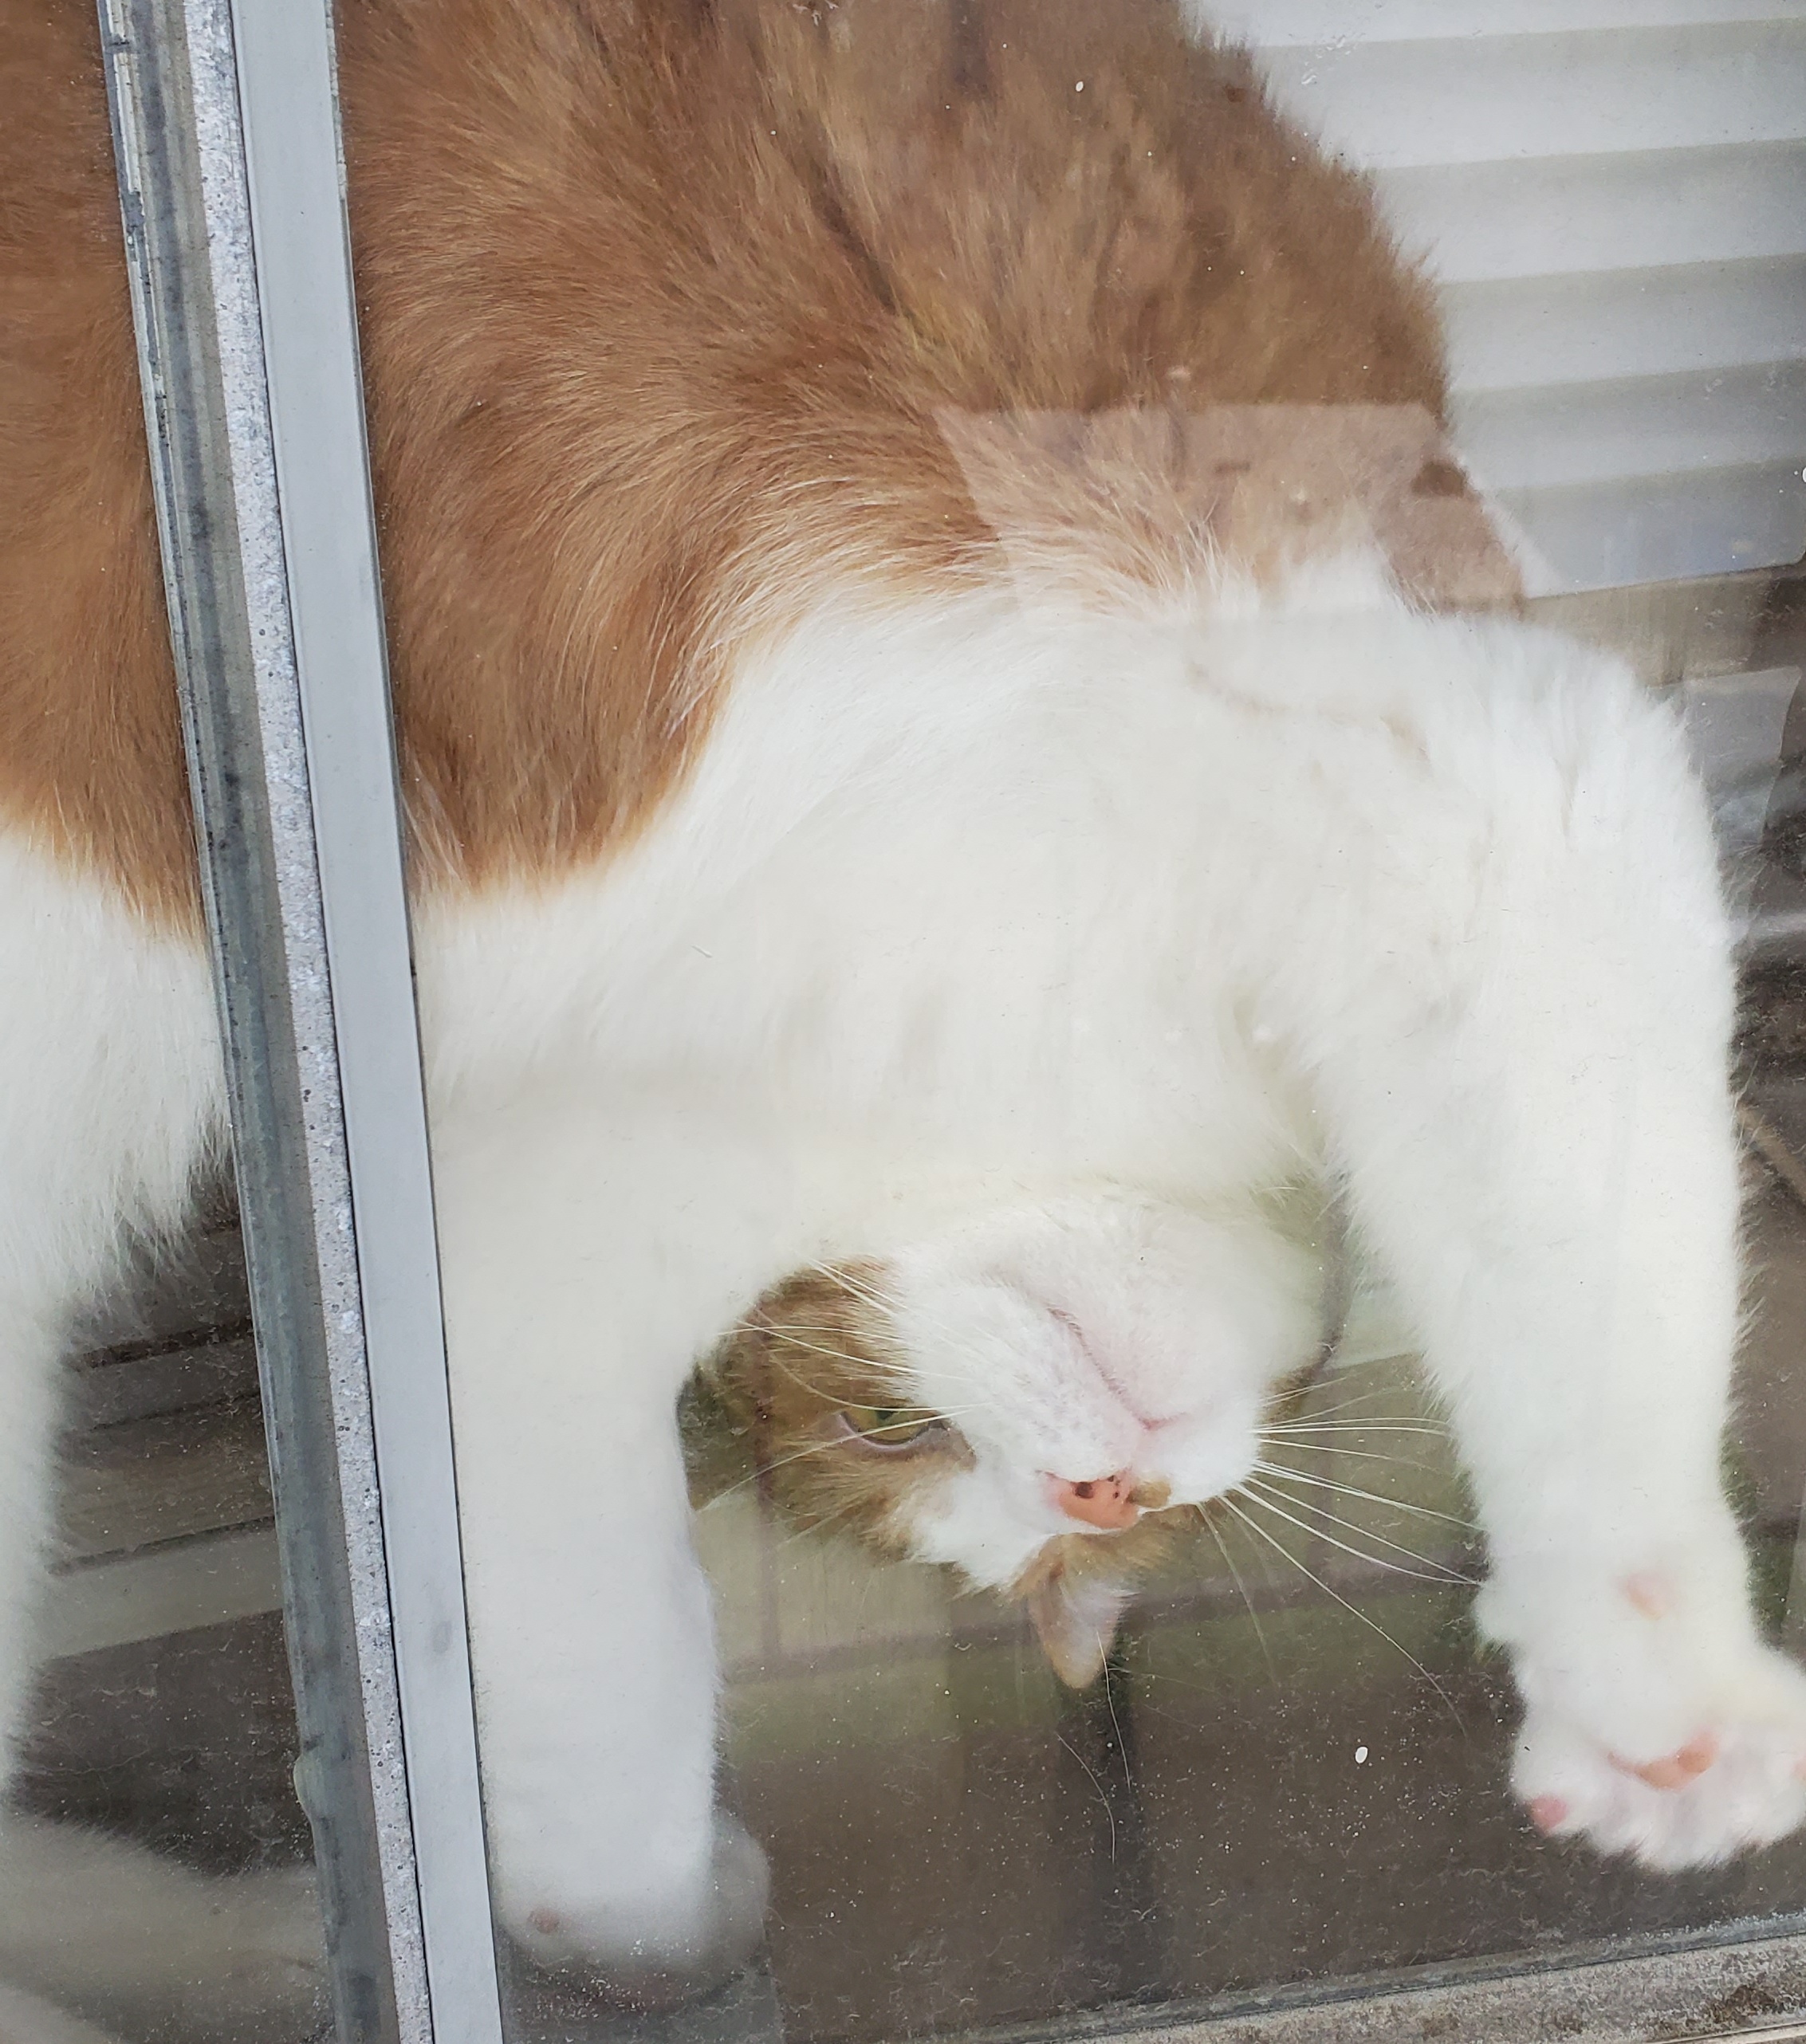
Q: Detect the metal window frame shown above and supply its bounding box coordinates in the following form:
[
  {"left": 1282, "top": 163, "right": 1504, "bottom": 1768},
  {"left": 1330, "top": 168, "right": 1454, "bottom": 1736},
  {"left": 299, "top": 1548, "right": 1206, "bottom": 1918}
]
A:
[
  {"left": 97, "top": 0, "right": 502, "bottom": 2038},
  {"left": 90, "top": 1, "right": 1806, "bottom": 2041}
]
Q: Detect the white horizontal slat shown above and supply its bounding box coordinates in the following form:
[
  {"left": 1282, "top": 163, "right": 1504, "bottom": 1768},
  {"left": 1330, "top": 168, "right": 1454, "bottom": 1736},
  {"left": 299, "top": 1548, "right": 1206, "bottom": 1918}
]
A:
[
  {"left": 1214, "top": 5, "right": 1806, "bottom": 589},
  {"left": 1254, "top": 22, "right": 1806, "bottom": 168},
  {"left": 1441, "top": 260, "right": 1806, "bottom": 391},
  {"left": 1686, "top": 666, "right": 1799, "bottom": 776},
  {"left": 1375, "top": 145, "right": 1806, "bottom": 281},
  {"left": 1498, "top": 464, "right": 1806, "bottom": 588},
  {"left": 1456, "top": 361, "right": 1806, "bottom": 489},
  {"left": 1195, "top": 0, "right": 1806, "bottom": 42}
]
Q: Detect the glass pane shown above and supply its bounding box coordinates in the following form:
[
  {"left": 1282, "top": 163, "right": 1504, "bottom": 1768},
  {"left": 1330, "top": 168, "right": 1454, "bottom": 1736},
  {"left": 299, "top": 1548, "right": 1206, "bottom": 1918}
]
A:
[
  {"left": 675, "top": 572, "right": 1806, "bottom": 2044},
  {"left": 14, "top": 0, "right": 1806, "bottom": 2032},
  {"left": 329, "top": 0, "right": 1805, "bottom": 2028}
]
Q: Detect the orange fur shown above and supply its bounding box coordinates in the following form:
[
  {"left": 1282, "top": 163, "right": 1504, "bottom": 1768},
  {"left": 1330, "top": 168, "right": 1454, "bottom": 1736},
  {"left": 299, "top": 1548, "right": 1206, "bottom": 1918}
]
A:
[
  {"left": 706, "top": 1267, "right": 973, "bottom": 1556},
  {"left": 1, "top": 0, "right": 1489, "bottom": 926},
  {"left": 0, "top": 0, "right": 191, "bottom": 925}
]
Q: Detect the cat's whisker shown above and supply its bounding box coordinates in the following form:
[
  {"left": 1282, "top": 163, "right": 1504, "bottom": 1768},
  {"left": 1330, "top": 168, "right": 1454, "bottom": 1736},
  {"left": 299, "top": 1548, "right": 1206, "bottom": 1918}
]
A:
[
  {"left": 1270, "top": 1386, "right": 1428, "bottom": 1425},
  {"left": 1265, "top": 1419, "right": 1449, "bottom": 1438},
  {"left": 801, "top": 1259, "right": 901, "bottom": 1319},
  {"left": 702, "top": 1425, "right": 935, "bottom": 1504},
  {"left": 1260, "top": 1442, "right": 1449, "bottom": 1479},
  {"left": 700, "top": 1435, "right": 861, "bottom": 1505},
  {"left": 1243, "top": 1473, "right": 1477, "bottom": 1585},
  {"left": 1267, "top": 1409, "right": 1446, "bottom": 1427},
  {"left": 1203, "top": 1510, "right": 1278, "bottom": 1688},
  {"left": 726, "top": 1333, "right": 992, "bottom": 1431},
  {"left": 747, "top": 1341, "right": 864, "bottom": 1406},
  {"left": 1218, "top": 1496, "right": 1466, "bottom": 1728},
  {"left": 697, "top": 1396, "right": 1001, "bottom": 1507},
  {"left": 785, "top": 1265, "right": 1013, "bottom": 1405},
  {"left": 1268, "top": 1447, "right": 1456, "bottom": 1480},
  {"left": 1055, "top": 1732, "right": 1119, "bottom": 1864},
  {"left": 793, "top": 1264, "right": 1030, "bottom": 1418},
  {"left": 1238, "top": 1477, "right": 1472, "bottom": 1587},
  {"left": 1324, "top": 1346, "right": 1420, "bottom": 1369},
  {"left": 727, "top": 1322, "right": 890, "bottom": 1382},
  {"left": 1250, "top": 1458, "right": 1477, "bottom": 1532}
]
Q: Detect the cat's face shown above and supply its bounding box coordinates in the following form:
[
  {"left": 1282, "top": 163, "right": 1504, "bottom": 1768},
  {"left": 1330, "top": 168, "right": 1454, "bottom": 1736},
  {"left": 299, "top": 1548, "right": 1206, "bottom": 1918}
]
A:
[{"left": 707, "top": 1194, "right": 1331, "bottom": 1684}]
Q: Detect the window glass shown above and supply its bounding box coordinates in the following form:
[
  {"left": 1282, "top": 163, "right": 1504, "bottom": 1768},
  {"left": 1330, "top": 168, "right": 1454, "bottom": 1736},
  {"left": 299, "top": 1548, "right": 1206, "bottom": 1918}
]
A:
[
  {"left": 337, "top": 2, "right": 1806, "bottom": 2038},
  {"left": 6, "top": 0, "right": 1806, "bottom": 2039}
]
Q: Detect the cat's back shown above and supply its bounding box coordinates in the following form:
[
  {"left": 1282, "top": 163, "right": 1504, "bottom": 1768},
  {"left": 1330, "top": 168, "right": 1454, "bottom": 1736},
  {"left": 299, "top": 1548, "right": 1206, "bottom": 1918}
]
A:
[
  {"left": 0, "top": 0, "right": 1450, "bottom": 922},
  {"left": 0, "top": 0, "right": 187, "bottom": 920}
]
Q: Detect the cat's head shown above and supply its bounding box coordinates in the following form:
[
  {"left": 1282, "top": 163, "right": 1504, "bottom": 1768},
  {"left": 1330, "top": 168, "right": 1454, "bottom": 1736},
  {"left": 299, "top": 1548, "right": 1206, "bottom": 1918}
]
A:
[{"left": 706, "top": 1194, "right": 1332, "bottom": 1685}]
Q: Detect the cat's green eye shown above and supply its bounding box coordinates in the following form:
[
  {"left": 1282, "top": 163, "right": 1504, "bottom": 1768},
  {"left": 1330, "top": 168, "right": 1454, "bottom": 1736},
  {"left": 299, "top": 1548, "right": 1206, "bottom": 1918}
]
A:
[{"left": 841, "top": 1405, "right": 940, "bottom": 1450}]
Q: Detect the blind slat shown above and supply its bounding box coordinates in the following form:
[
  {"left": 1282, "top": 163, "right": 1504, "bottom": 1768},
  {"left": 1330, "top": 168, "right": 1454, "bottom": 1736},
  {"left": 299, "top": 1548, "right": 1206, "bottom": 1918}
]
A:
[
  {"left": 1455, "top": 361, "right": 1806, "bottom": 489},
  {"left": 1375, "top": 146, "right": 1806, "bottom": 282},
  {"left": 1441, "top": 260, "right": 1806, "bottom": 391},
  {"left": 1197, "top": 0, "right": 1806, "bottom": 588},
  {"left": 1254, "top": 23, "right": 1806, "bottom": 168},
  {"left": 1498, "top": 464, "right": 1806, "bottom": 587}
]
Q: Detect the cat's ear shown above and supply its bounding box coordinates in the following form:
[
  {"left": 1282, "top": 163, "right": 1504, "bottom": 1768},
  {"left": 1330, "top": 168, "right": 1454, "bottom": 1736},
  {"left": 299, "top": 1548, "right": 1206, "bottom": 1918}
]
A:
[{"left": 1025, "top": 1559, "right": 1135, "bottom": 1689}]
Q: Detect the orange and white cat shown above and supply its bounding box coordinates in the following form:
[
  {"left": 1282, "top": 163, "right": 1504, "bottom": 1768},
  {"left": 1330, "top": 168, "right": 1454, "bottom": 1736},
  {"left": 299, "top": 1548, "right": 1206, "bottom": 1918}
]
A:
[{"left": 4, "top": 0, "right": 1806, "bottom": 2033}]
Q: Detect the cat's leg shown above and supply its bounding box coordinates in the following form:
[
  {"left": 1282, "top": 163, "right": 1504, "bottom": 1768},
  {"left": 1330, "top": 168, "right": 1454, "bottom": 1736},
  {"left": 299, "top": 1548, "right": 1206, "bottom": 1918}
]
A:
[
  {"left": 0, "top": 839, "right": 308, "bottom": 2025},
  {"left": 1290, "top": 638, "right": 1806, "bottom": 1866},
  {"left": 428, "top": 1083, "right": 781, "bottom": 1983},
  {"left": 0, "top": 839, "right": 222, "bottom": 1783}
]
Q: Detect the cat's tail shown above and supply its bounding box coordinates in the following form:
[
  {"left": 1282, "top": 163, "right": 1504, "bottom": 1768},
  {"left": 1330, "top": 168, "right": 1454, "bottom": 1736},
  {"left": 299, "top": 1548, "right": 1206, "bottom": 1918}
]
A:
[
  {"left": 0, "top": 1814, "right": 328, "bottom": 2044},
  {"left": 0, "top": 1979, "right": 127, "bottom": 2044}
]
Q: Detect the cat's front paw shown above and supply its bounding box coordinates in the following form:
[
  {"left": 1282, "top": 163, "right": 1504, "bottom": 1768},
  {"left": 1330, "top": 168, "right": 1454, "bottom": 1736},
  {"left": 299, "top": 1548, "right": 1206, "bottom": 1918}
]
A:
[
  {"left": 505, "top": 1811, "right": 769, "bottom": 2005},
  {"left": 1496, "top": 1566, "right": 1806, "bottom": 1869}
]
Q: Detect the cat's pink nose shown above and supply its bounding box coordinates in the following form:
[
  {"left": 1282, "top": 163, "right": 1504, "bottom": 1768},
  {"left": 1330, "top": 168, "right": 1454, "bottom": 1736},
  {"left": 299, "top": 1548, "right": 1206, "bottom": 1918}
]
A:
[{"left": 1048, "top": 1470, "right": 1140, "bottom": 1530}]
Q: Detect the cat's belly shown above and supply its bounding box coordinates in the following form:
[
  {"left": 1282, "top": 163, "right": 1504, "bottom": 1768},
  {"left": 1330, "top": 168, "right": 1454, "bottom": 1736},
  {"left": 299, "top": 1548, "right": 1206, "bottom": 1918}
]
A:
[{"left": 415, "top": 586, "right": 1320, "bottom": 1222}]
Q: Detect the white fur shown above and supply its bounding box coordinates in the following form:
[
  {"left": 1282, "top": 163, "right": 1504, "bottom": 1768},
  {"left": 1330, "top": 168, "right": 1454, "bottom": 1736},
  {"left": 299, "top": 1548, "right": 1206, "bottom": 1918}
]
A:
[
  {"left": 417, "top": 561, "right": 1805, "bottom": 1945},
  {"left": 0, "top": 1982, "right": 123, "bottom": 2044},
  {"left": 0, "top": 839, "right": 221, "bottom": 1771},
  {"left": 869, "top": 1192, "right": 1326, "bottom": 1586},
  {"left": 0, "top": 838, "right": 252, "bottom": 2038},
  {"left": 0, "top": 1817, "right": 325, "bottom": 2042},
  {"left": 4, "top": 560, "right": 1804, "bottom": 2018}
]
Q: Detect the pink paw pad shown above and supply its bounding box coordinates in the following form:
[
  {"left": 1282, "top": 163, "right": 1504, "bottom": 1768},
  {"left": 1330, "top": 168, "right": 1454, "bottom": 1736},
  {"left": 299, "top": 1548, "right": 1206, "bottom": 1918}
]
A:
[
  {"left": 1622, "top": 1570, "right": 1673, "bottom": 1619},
  {"left": 1529, "top": 1795, "right": 1568, "bottom": 1834},
  {"left": 1611, "top": 1729, "right": 1719, "bottom": 1790},
  {"left": 529, "top": 1907, "right": 561, "bottom": 1937}
]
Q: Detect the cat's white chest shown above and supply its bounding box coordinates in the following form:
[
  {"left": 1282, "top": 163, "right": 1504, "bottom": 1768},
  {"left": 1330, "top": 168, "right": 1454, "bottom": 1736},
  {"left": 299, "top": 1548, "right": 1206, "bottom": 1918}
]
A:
[{"left": 415, "top": 586, "right": 1331, "bottom": 1211}]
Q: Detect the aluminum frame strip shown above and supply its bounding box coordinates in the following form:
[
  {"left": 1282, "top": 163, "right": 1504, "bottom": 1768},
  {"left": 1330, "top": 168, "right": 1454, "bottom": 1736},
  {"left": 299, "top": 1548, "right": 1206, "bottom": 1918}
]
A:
[
  {"left": 96, "top": 0, "right": 504, "bottom": 2037},
  {"left": 222, "top": 2, "right": 506, "bottom": 2033}
]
